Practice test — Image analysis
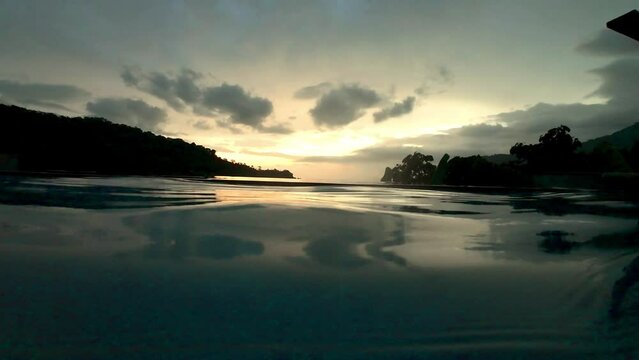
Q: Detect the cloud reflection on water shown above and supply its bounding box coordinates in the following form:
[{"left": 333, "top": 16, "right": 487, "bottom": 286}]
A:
[
  {"left": 1, "top": 176, "right": 639, "bottom": 358},
  {"left": 123, "top": 204, "right": 408, "bottom": 268}
]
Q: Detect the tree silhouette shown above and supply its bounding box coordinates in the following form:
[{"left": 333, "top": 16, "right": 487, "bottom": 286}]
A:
[
  {"left": 431, "top": 153, "right": 450, "bottom": 185},
  {"left": 510, "top": 125, "right": 582, "bottom": 172},
  {"left": 380, "top": 152, "right": 436, "bottom": 184},
  {"left": 381, "top": 124, "right": 637, "bottom": 187}
]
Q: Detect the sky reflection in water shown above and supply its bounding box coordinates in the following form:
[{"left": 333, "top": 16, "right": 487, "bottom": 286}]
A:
[{"left": 0, "top": 176, "right": 638, "bottom": 359}]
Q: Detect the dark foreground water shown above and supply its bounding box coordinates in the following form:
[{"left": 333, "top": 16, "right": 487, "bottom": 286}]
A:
[{"left": 0, "top": 176, "right": 638, "bottom": 359}]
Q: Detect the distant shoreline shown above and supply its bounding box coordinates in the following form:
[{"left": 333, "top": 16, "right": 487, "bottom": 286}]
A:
[
  {"left": 0, "top": 170, "right": 615, "bottom": 195},
  {"left": 201, "top": 177, "right": 598, "bottom": 194}
]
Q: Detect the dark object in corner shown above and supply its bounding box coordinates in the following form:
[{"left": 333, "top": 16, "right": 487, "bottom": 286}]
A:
[{"left": 607, "top": 10, "right": 639, "bottom": 42}]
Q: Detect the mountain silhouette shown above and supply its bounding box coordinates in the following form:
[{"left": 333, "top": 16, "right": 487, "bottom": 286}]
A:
[{"left": 581, "top": 122, "right": 639, "bottom": 153}]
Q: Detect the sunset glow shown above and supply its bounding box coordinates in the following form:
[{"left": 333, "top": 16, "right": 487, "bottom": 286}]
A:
[{"left": 1, "top": 0, "right": 638, "bottom": 180}]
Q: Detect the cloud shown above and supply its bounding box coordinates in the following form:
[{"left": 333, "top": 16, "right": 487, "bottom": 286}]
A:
[
  {"left": 293, "top": 82, "right": 332, "bottom": 99},
  {"left": 86, "top": 97, "right": 167, "bottom": 131},
  {"left": 121, "top": 67, "right": 201, "bottom": 111},
  {"left": 300, "top": 146, "right": 423, "bottom": 164},
  {"left": 211, "top": 118, "right": 291, "bottom": 134},
  {"left": 201, "top": 83, "right": 273, "bottom": 127},
  {"left": 491, "top": 58, "right": 639, "bottom": 140},
  {"left": 589, "top": 58, "right": 639, "bottom": 106},
  {"left": 415, "top": 65, "right": 454, "bottom": 96},
  {"left": 300, "top": 82, "right": 416, "bottom": 126},
  {"left": 577, "top": 29, "right": 639, "bottom": 57},
  {"left": 297, "top": 122, "right": 536, "bottom": 179},
  {"left": 303, "top": 229, "right": 371, "bottom": 268},
  {"left": 193, "top": 120, "right": 212, "bottom": 130},
  {"left": 453, "top": 59, "right": 639, "bottom": 152},
  {"left": 373, "top": 96, "right": 415, "bottom": 122},
  {"left": 122, "top": 67, "right": 285, "bottom": 133},
  {"left": 298, "top": 125, "right": 512, "bottom": 165},
  {"left": 258, "top": 123, "right": 294, "bottom": 134},
  {"left": 214, "top": 118, "right": 244, "bottom": 134},
  {"left": 310, "top": 84, "right": 382, "bottom": 128},
  {"left": 301, "top": 58, "right": 639, "bottom": 169},
  {"left": 0, "top": 80, "right": 90, "bottom": 111}
]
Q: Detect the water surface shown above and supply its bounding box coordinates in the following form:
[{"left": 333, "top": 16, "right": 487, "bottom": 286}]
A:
[{"left": 0, "top": 176, "right": 638, "bottom": 359}]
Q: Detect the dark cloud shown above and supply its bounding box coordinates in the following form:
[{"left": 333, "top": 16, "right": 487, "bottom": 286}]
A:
[
  {"left": 589, "top": 58, "right": 639, "bottom": 105},
  {"left": 463, "top": 59, "right": 639, "bottom": 150},
  {"left": 174, "top": 69, "right": 202, "bottom": 104},
  {"left": 310, "top": 84, "right": 382, "bottom": 128},
  {"left": 300, "top": 82, "right": 416, "bottom": 127},
  {"left": 120, "top": 68, "right": 140, "bottom": 87},
  {"left": 86, "top": 97, "right": 167, "bottom": 131},
  {"left": 293, "top": 82, "right": 332, "bottom": 99},
  {"left": 492, "top": 103, "right": 604, "bottom": 137},
  {"left": 121, "top": 67, "right": 201, "bottom": 111},
  {"left": 122, "top": 67, "right": 285, "bottom": 133},
  {"left": 493, "top": 58, "right": 639, "bottom": 139},
  {"left": 577, "top": 29, "right": 639, "bottom": 57},
  {"left": 0, "top": 80, "right": 90, "bottom": 111},
  {"left": 452, "top": 123, "right": 507, "bottom": 137},
  {"left": 373, "top": 96, "right": 415, "bottom": 122},
  {"left": 201, "top": 83, "right": 273, "bottom": 127}
]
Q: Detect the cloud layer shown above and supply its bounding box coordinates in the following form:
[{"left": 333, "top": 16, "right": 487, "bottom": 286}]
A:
[
  {"left": 0, "top": 80, "right": 89, "bottom": 111},
  {"left": 86, "top": 97, "right": 167, "bottom": 131},
  {"left": 300, "top": 54, "right": 639, "bottom": 170},
  {"left": 491, "top": 58, "right": 639, "bottom": 139},
  {"left": 577, "top": 29, "right": 639, "bottom": 57}
]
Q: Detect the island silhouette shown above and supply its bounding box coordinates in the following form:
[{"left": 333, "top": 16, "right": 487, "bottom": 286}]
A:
[{"left": 0, "top": 104, "right": 294, "bottom": 178}]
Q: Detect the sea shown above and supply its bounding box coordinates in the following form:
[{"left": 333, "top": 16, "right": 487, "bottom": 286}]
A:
[{"left": 0, "top": 175, "right": 638, "bottom": 359}]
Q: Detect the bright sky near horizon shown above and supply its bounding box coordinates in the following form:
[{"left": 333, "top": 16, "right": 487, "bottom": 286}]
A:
[{"left": 1, "top": 0, "right": 638, "bottom": 181}]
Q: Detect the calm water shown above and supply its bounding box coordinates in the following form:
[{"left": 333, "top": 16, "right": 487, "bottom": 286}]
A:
[{"left": 0, "top": 176, "right": 638, "bottom": 359}]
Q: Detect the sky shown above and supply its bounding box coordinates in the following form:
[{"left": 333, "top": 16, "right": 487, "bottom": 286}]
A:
[{"left": 1, "top": 0, "right": 638, "bottom": 182}]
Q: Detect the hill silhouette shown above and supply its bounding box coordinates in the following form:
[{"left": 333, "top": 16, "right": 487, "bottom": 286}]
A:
[
  {"left": 581, "top": 122, "right": 639, "bottom": 153},
  {"left": 0, "top": 104, "right": 294, "bottom": 178}
]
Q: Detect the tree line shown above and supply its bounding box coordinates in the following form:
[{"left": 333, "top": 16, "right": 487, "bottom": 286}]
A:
[{"left": 381, "top": 125, "right": 639, "bottom": 187}]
